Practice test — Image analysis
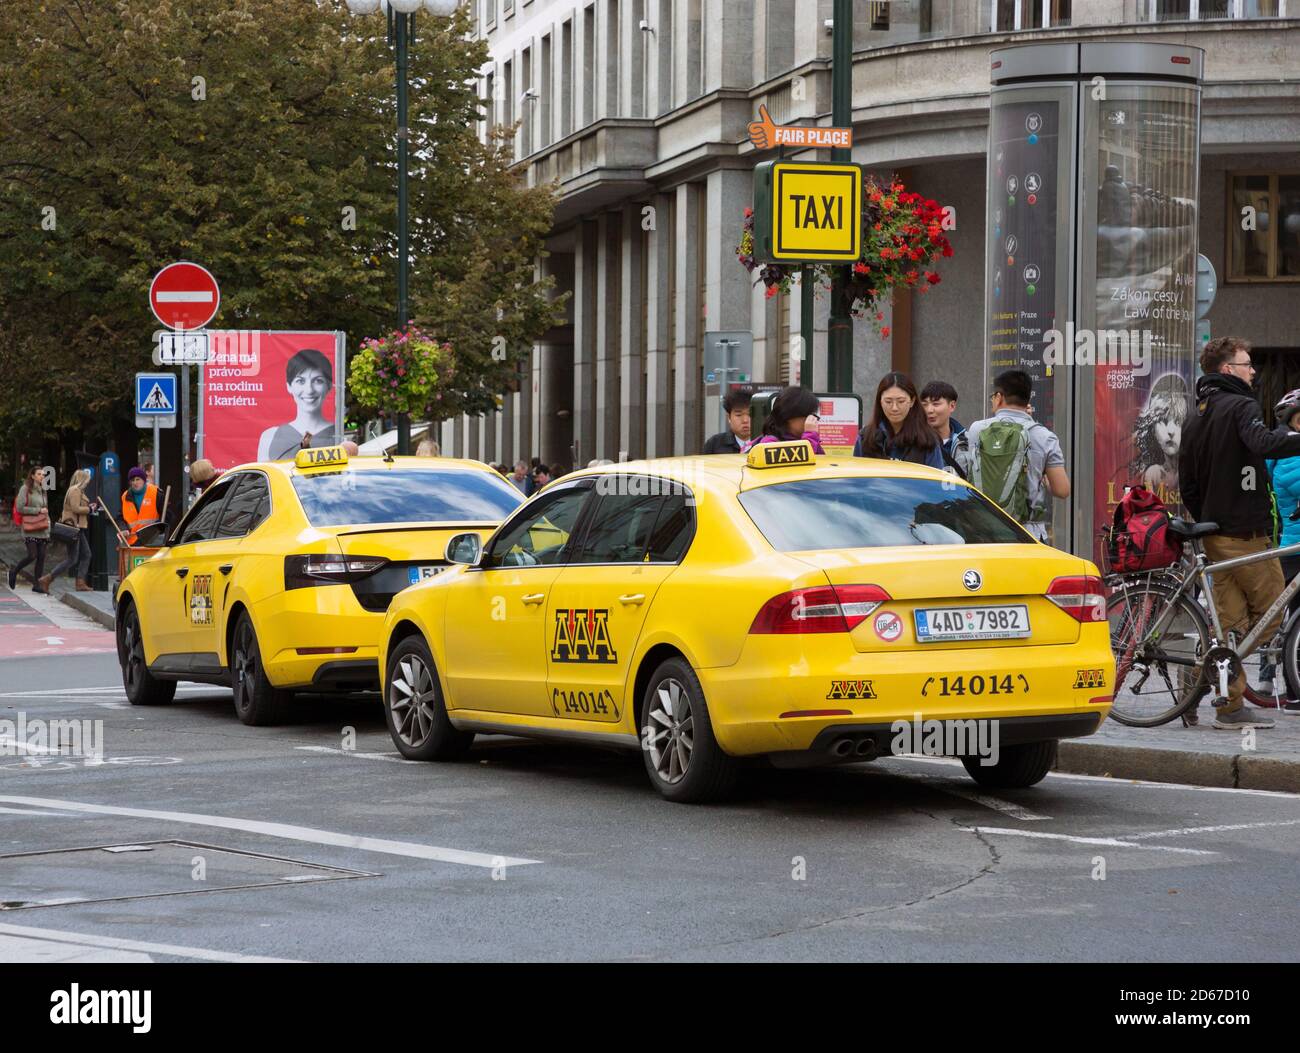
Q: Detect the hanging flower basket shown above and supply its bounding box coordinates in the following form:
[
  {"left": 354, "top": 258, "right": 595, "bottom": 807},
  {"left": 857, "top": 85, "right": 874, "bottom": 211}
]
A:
[
  {"left": 348, "top": 325, "right": 457, "bottom": 421},
  {"left": 736, "top": 176, "right": 954, "bottom": 329}
]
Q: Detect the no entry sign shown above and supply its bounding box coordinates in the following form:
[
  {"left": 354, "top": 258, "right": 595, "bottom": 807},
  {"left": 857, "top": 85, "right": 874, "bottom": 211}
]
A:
[{"left": 149, "top": 261, "right": 220, "bottom": 331}]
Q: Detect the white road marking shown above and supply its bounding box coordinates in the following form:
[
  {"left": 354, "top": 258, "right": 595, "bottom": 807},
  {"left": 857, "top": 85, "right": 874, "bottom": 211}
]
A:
[
  {"left": 962, "top": 826, "right": 1217, "bottom": 855},
  {"left": 295, "top": 745, "right": 419, "bottom": 765},
  {"left": 0, "top": 735, "right": 63, "bottom": 756},
  {"left": 898, "top": 772, "right": 1050, "bottom": 820},
  {"left": 0, "top": 795, "right": 539, "bottom": 868},
  {"left": 0, "top": 806, "right": 74, "bottom": 817},
  {"left": 0, "top": 685, "right": 217, "bottom": 701},
  {"left": 0, "top": 922, "right": 297, "bottom": 963},
  {"left": 1126, "top": 819, "right": 1300, "bottom": 841}
]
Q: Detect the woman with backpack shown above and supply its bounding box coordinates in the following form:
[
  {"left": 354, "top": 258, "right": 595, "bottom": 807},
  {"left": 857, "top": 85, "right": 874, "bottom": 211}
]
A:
[
  {"left": 745, "top": 386, "right": 826, "bottom": 454},
  {"left": 9, "top": 466, "right": 51, "bottom": 593},
  {"left": 854, "top": 372, "right": 945, "bottom": 469},
  {"left": 1258, "top": 389, "right": 1300, "bottom": 693}
]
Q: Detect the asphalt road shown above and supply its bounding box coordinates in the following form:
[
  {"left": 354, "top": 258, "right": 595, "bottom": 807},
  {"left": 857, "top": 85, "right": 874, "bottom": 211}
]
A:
[{"left": 1, "top": 588, "right": 1298, "bottom": 962}]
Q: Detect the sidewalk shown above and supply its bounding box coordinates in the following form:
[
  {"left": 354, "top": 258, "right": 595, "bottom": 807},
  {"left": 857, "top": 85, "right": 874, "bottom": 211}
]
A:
[
  {"left": 0, "top": 523, "right": 115, "bottom": 629},
  {"left": 2, "top": 522, "right": 1298, "bottom": 791}
]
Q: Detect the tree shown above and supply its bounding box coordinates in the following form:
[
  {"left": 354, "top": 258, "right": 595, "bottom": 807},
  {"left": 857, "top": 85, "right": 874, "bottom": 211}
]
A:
[{"left": 0, "top": 0, "right": 562, "bottom": 462}]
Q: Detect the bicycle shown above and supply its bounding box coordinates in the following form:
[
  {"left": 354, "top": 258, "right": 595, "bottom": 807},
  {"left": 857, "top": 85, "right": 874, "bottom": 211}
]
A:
[{"left": 1106, "top": 518, "right": 1300, "bottom": 727}]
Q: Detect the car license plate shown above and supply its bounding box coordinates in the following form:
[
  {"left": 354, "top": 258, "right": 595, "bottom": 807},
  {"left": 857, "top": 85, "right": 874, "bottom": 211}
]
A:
[
  {"left": 407, "top": 565, "right": 445, "bottom": 586},
  {"left": 914, "top": 604, "right": 1030, "bottom": 642}
]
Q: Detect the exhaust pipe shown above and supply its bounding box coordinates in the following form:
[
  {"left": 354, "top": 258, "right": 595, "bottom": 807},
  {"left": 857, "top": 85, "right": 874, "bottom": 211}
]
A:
[
  {"left": 854, "top": 737, "right": 876, "bottom": 758},
  {"left": 831, "top": 737, "right": 854, "bottom": 758}
]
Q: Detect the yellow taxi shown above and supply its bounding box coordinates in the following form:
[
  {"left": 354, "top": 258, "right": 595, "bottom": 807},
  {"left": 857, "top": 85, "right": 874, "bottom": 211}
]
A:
[
  {"left": 378, "top": 440, "right": 1114, "bottom": 802},
  {"left": 115, "top": 446, "right": 523, "bottom": 725}
]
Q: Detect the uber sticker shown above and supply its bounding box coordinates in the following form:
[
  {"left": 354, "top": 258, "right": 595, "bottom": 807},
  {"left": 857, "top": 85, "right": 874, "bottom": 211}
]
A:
[
  {"left": 551, "top": 608, "right": 618, "bottom": 664},
  {"left": 190, "top": 574, "right": 213, "bottom": 626},
  {"left": 551, "top": 687, "right": 620, "bottom": 721},
  {"left": 826, "top": 679, "right": 876, "bottom": 700},
  {"left": 873, "top": 611, "right": 903, "bottom": 642}
]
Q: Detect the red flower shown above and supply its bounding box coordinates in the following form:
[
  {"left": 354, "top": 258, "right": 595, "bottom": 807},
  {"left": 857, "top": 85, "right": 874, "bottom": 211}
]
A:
[
  {"left": 879, "top": 247, "right": 891, "bottom": 259},
  {"left": 926, "top": 272, "right": 941, "bottom": 285},
  {"left": 942, "top": 245, "right": 954, "bottom": 257},
  {"left": 927, "top": 225, "right": 941, "bottom": 240},
  {"left": 876, "top": 312, "right": 885, "bottom": 321},
  {"left": 765, "top": 285, "right": 778, "bottom": 299},
  {"left": 853, "top": 263, "right": 870, "bottom": 275},
  {"left": 881, "top": 326, "right": 891, "bottom": 337},
  {"left": 743, "top": 206, "right": 754, "bottom": 218}
]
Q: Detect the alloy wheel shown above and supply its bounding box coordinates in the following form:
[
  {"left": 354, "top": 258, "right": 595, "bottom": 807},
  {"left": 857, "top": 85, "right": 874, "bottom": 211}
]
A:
[
  {"left": 647, "top": 677, "right": 694, "bottom": 785},
  {"left": 390, "top": 654, "right": 437, "bottom": 748}
]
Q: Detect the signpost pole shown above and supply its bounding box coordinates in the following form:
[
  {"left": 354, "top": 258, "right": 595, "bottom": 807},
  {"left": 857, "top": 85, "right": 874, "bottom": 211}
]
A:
[
  {"left": 395, "top": 9, "right": 413, "bottom": 456},
  {"left": 180, "top": 361, "right": 190, "bottom": 507},
  {"left": 827, "top": 0, "right": 854, "bottom": 393},
  {"left": 800, "top": 267, "right": 813, "bottom": 389},
  {"left": 152, "top": 419, "right": 160, "bottom": 488}
]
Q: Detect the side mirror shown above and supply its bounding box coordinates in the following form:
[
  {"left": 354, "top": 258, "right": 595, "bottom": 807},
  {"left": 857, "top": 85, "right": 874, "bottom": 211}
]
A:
[{"left": 445, "top": 532, "right": 482, "bottom": 566}]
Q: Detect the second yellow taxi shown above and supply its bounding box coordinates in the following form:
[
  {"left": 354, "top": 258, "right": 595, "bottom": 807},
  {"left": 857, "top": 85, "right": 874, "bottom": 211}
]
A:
[{"left": 115, "top": 445, "right": 523, "bottom": 725}]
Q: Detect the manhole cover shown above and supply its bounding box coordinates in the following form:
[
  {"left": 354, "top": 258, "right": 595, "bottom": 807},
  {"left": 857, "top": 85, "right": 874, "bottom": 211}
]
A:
[{"left": 0, "top": 840, "right": 375, "bottom": 910}]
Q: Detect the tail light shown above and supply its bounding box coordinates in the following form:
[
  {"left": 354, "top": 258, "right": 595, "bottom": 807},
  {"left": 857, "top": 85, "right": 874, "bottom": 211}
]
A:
[
  {"left": 284, "top": 554, "right": 388, "bottom": 590},
  {"left": 750, "top": 584, "right": 890, "bottom": 634},
  {"left": 1046, "top": 575, "right": 1106, "bottom": 622}
]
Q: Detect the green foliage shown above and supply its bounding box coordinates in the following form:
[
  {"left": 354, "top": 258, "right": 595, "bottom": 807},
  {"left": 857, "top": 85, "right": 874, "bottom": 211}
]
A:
[{"left": 0, "top": 0, "right": 563, "bottom": 456}]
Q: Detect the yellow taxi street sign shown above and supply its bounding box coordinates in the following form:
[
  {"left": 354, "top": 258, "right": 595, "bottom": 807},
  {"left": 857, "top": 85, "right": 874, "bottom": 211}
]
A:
[
  {"left": 295, "top": 444, "right": 349, "bottom": 470},
  {"left": 747, "top": 440, "right": 814, "bottom": 469},
  {"left": 753, "top": 161, "right": 863, "bottom": 264}
]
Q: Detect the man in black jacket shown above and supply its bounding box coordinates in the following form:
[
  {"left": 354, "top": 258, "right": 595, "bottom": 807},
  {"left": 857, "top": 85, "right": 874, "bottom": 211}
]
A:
[
  {"left": 1179, "top": 336, "right": 1300, "bottom": 727},
  {"left": 703, "top": 390, "right": 752, "bottom": 454}
]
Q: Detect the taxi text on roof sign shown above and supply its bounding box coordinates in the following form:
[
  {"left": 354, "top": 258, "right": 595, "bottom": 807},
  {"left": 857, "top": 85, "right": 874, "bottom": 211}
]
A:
[
  {"left": 752, "top": 160, "right": 863, "bottom": 264},
  {"left": 295, "top": 445, "right": 348, "bottom": 470},
  {"left": 747, "top": 440, "right": 814, "bottom": 469}
]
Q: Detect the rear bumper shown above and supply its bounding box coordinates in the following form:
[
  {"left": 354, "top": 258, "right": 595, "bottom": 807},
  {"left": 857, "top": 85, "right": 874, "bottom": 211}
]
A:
[{"left": 255, "top": 586, "right": 383, "bottom": 689}]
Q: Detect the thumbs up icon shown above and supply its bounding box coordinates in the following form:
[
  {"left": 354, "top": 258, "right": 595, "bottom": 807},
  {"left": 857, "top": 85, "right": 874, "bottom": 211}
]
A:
[{"left": 749, "top": 104, "right": 777, "bottom": 149}]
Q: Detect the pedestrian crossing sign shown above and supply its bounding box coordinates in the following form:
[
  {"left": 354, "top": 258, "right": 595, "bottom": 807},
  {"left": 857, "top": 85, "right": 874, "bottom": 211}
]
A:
[{"left": 136, "top": 373, "right": 177, "bottom": 415}]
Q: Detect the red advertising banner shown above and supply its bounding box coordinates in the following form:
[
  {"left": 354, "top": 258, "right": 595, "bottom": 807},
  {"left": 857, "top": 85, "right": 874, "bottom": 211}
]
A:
[{"left": 201, "top": 331, "right": 345, "bottom": 470}]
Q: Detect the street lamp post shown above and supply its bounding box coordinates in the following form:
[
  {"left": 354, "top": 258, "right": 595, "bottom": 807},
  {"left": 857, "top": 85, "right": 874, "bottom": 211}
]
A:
[
  {"left": 344, "top": 0, "right": 459, "bottom": 454},
  {"left": 827, "top": 0, "right": 854, "bottom": 394}
]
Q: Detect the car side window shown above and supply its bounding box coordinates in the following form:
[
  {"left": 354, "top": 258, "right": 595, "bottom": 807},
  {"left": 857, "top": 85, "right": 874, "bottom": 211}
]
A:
[
  {"left": 484, "top": 487, "right": 591, "bottom": 569},
  {"left": 571, "top": 489, "right": 663, "bottom": 564},
  {"left": 646, "top": 488, "right": 695, "bottom": 563},
  {"left": 175, "top": 477, "right": 236, "bottom": 545},
  {"left": 216, "top": 474, "right": 271, "bottom": 539}
]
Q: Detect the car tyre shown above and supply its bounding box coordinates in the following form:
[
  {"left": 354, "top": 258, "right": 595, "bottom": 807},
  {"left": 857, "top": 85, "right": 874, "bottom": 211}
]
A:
[
  {"left": 230, "top": 613, "right": 291, "bottom": 726},
  {"left": 384, "top": 635, "right": 473, "bottom": 760},
  {"left": 961, "top": 739, "right": 1056, "bottom": 789},
  {"left": 117, "top": 601, "right": 177, "bottom": 707},
  {"left": 640, "top": 657, "right": 740, "bottom": 803}
]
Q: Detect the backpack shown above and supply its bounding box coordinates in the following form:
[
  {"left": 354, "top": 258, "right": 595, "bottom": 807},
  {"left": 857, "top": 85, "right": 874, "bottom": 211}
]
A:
[
  {"left": 969, "top": 419, "right": 1040, "bottom": 523},
  {"left": 1106, "top": 486, "right": 1184, "bottom": 573}
]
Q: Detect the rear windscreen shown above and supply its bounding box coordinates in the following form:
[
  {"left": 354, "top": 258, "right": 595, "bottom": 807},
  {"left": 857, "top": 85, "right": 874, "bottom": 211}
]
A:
[
  {"left": 292, "top": 469, "right": 522, "bottom": 527},
  {"left": 738, "top": 477, "right": 1031, "bottom": 551}
]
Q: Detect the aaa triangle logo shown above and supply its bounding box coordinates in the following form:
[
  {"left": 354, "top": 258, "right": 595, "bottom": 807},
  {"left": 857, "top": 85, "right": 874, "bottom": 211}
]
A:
[{"left": 141, "top": 383, "right": 173, "bottom": 411}]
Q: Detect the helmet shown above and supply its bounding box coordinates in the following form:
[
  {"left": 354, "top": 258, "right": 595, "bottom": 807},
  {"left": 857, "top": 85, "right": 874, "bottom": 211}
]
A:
[{"left": 1276, "top": 389, "right": 1300, "bottom": 426}]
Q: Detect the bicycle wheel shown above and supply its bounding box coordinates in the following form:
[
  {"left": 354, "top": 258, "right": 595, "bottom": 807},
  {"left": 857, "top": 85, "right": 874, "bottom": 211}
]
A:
[
  {"left": 1107, "top": 579, "right": 1210, "bottom": 727},
  {"left": 1279, "top": 611, "right": 1300, "bottom": 705}
]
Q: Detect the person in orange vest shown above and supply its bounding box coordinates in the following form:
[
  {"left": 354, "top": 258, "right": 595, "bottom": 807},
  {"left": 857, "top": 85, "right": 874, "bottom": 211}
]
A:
[{"left": 120, "top": 467, "right": 160, "bottom": 546}]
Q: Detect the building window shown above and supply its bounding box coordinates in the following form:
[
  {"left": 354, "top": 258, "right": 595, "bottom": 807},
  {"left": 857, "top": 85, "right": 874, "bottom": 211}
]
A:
[
  {"left": 503, "top": 0, "right": 514, "bottom": 18},
  {"left": 993, "top": 0, "right": 1072, "bottom": 28},
  {"left": 687, "top": 0, "right": 703, "bottom": 101},
  {"left": 583, "top": 4, "right": 596, "bottom": 127},
  {"left": 657, "top": 0, "right": 674, "bottom": 115},
  {"left": 503, "top": 59, "right": 514, "bottom": 156},
  {"left": 520, "top": 47, "right": 533, "bottom": 156},
  {"left": 485, "top": 0, "right": 496, "bottom": 29},
  {"left": 560, "top": 20, "right": 574, "bottom": 138},
  {"left": 540, "top": 34, "right": 553, "bottom": 148},
  {"left": 605, "top": 0, "right": 620, "bottom": 117},
  {"left": 1228, "top": 173, "right": 1300, "bottom": 282},
  {"left": 1148, "top": 0, "right": 1287, "bottom": 17},
  {"left": 484, "top": 71, "right": 495, "bottom": 133}
]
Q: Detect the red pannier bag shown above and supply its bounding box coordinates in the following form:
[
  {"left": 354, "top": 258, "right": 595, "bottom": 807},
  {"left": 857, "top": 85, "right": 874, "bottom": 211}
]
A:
[{"left": 1106, "top": 486, "right": 1184, "bottom": 573}]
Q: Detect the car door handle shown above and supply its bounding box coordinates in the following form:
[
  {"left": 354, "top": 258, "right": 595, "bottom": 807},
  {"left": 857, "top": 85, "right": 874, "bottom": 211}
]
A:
[
  {"left": 218, "top": 563, "right": 233, "bottom": 576},
  {"left": 521, "top": 593, "right": 546, "bottom": 605},
  {"left": 175, "top": 567, "right": 188, "bottom": 579},
  {"left": 618, "top": 593, "right": 646, "bottom": 605}
]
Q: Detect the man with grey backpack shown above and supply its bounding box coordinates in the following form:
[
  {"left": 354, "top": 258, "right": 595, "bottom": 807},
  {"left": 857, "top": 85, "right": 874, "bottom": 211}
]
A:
[{"left": 956, "top": 369, "right": 1070, "bottom": 543}]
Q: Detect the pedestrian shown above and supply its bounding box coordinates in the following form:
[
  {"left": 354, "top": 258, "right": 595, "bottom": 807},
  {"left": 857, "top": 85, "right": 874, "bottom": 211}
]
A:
[
  {"left": 745, "top": 386, "right": 825, "bottom": 453},
  {"left": 1260, "top": 389, "right": 1300, "bottom": 697},
  {"left": 957, "top": 369, "right": 1069, "bottom": 542},
  {"left": 508, "top": 460, "right": 531, "bottom": 493},
  {"left": 415, "top": 437, "right": 440, "bottom": 457},
  {"left": 1179, "top": 337, "right": 1300, "bottom": 727},
  {"left": 190, "top": 459, "right": 223, "bottom": 496},
  {"left": 854, "top": 372, "right": 944, "bottom": 469},
  {"left": 920, "top": 380, "right": 966, "bottom": 475},
  {"left": 120, "top": 466, "right": 161, "bottom": 547},
  {"left": 532, "top": 463, "right": 553, "bottom": 491},
  {"left": 9, "top": 466, "right": 51, "bottom": 593},
  {"left": 703, "top": 391, "right": 752, "bottom": 454},
  {"left": 341, "top": 440, "right": 361, "bottom": 456},
  {"left": 42, "top": 469, "right": 93, "bottom": 592}
]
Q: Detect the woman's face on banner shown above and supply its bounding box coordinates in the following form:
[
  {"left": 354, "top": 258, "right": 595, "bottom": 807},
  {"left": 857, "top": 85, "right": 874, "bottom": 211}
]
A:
[
  {"left": 1153, "top": 400, "right": 1181, "bottom": 458},
  {"left": 288, "top": 367, "right": 330, "bottom": 412}
]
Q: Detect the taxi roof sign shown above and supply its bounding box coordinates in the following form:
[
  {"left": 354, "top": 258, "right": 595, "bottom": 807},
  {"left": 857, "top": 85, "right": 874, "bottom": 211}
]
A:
[
  {"left": 746, "top": 440, "right": 814, "bottom": 469},
  {"left": 752, "top": 160, "right": 863, "bottom": 263},
  {"left": 294, "top": 445, "right": 349, "bottom": 470}
]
